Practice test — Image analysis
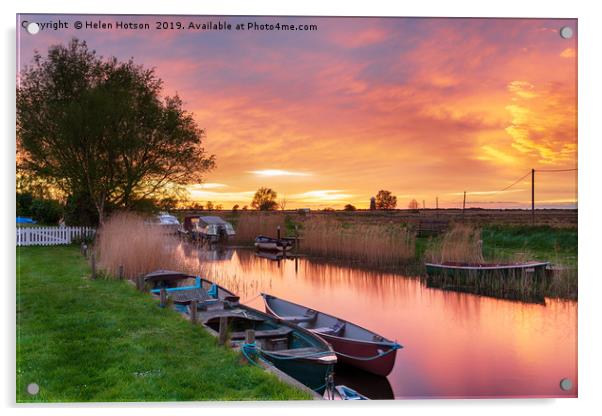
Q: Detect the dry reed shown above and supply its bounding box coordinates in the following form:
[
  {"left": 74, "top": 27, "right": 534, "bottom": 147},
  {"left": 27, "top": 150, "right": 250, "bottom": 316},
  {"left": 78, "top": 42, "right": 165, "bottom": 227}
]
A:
[
  {"left": 300, "top": 217, "right": 415, "bottom": 267},
  {"left": 231, "top": 213, "right": 287, "bottom": 244},
  {"left": 95, "top": 212, "right": 182, "bottom": 279},
  {"left": 425, "top": 223, "right": 484, "bottom": 263}
]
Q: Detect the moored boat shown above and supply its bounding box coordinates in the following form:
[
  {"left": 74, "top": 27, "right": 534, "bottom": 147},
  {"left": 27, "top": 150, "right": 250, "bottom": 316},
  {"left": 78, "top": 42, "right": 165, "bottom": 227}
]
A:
[
  {"left": 189, "top": 295, "right": 336, "bottom": 394},
  {"left": 254, "top": 235, "right": 294, "bottom": 252},
  {"left": 425, "top": 261, "right": 550, "bottom": 279},
  {"left": 261, "top": 293, "right": 401, "bottom": 377}
]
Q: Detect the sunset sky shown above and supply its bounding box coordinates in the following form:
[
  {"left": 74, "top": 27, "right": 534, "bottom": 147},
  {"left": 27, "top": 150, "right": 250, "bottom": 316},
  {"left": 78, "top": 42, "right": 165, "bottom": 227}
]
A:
[{"left": 17, "top": 15, "right": 578, "bottom": 209}]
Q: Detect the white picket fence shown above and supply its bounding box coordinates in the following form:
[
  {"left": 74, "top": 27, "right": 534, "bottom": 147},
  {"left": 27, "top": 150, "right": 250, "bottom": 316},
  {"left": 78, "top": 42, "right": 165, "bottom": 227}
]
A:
[{"left": 16, "top": 226, "right": 96, "bottom": 246}]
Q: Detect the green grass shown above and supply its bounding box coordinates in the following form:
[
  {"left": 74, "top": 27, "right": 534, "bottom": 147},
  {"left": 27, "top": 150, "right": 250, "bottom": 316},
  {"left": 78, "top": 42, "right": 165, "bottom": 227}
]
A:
[
  {"left": 16, "top": 245, "right": 310, "bottom": 402},
  {"left": 481, "top": 225, "right": 577, "bottom": 265}
]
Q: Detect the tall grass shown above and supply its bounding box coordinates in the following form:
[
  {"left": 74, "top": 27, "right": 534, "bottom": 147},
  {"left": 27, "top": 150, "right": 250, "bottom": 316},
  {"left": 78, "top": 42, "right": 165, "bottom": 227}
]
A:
[
  {"left": 95, "top": 212, "right": 181, "bottom": 279},
  {"left": 300, "top": 217, "right": 415, "bottom": 267},
  {"left": 232, "top": 213, "right": 287, "bottom": 244},
  {"left": 425, "top": 223, "right": 484, "bottom": 264}
]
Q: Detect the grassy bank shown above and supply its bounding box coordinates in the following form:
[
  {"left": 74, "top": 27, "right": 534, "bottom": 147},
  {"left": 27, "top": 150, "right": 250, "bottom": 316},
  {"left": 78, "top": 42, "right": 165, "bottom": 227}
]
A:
[{"left": 16, "top": 245, "right": 310, "bottom": 402}]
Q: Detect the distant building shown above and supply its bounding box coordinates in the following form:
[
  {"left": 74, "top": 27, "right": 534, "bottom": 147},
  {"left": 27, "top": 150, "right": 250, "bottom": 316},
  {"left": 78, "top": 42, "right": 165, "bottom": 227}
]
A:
[{"left": 370, "top": 197, "right": 376, "bottom": 210}]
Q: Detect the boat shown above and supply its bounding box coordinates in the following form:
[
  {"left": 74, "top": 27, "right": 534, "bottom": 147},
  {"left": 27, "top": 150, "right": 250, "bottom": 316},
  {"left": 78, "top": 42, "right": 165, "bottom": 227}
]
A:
[
  {"left": 145, "top": 211, "right": 180, "bottom": 234},
  {"left": 144, "top": 270, "right": 237, "bottom": 301},
  {"left": 180, "top": 215, "right": 236, "bottom": 243},
  {"left": 261, "top": 294, "right": 401, "bottom": 377},
  {"left": 425, "top": 261, "right": 550, "bottom": 279},
  {"left": 334, "top": 385, "right": 369, "bottom": 400},
  {"left": 178, "top": 292, "right": 337, "bottom": 394},
  {"left": 254, "top": 235, "right": 294, "bottom": 252}
]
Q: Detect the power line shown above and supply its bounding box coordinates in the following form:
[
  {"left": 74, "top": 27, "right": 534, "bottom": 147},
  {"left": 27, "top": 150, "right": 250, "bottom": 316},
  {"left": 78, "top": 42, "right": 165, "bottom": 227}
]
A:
[
  {"left": 497, "top": 171, "right": 532, "bottom": 193},
  {"left": 536, "top": 168, "right": 578, "bottom": 172}
]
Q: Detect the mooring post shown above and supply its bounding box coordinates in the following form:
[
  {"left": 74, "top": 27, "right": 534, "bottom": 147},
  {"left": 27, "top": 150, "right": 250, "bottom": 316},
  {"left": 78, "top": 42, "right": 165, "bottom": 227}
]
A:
[
  {"left": 245, "top": 329, "right": 256, "bottom": 345},
  {"left": 90, "top": 253, "right": 96, "bottom": 279},
  {"left": 136, "top": 275, "right": 144, "bottom": 291},
  {"left": 160, "top": 287, "right": 167, "bottom": 308},
  {"left": 218, "top": 316, "right": 228, "bottom": 345},
  {"left": 189, "top": 301, "right": 197, "bottom": 323},
  {"left": 295, "top": 225, "right": 299, "bottom": 252},
  {"left": 118, "top": 265, "right": 124, "bottom": 280}
]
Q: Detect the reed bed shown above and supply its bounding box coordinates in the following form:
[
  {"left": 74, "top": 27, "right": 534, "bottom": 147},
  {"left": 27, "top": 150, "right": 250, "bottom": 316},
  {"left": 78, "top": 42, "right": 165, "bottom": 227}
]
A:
[
  {"left": 95, "top": 212, "right": 182, "bottom": 279},
  {"left": 425, "top": 223, "right": 484, "bottom": 264},
  {"left": 299, "top": 217, "right": 415, "bottom": 267},
  {"left": 231, "top": 213, "right": 287, "bottom": 244}
]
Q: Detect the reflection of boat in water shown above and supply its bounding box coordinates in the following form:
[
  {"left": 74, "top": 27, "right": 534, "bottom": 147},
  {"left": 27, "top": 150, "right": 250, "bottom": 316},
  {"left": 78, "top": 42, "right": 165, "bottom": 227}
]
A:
[
  {"left": 255, "top": 250, "right": 286, "bottom": 261},
  {"left": 332, "top": 365, "right": 394, "bottom": 400},
  {"left": 262, "top": 293, "right": 401, "bottom": 376},
  {"left": 254, "top": 235, "right": 294, "bottom": 252}
]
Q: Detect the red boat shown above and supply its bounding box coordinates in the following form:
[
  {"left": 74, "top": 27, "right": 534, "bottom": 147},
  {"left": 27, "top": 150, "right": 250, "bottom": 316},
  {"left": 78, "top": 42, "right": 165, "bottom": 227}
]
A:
[{"left": 261, "top": 293, "right": 401, "bottom": 377}]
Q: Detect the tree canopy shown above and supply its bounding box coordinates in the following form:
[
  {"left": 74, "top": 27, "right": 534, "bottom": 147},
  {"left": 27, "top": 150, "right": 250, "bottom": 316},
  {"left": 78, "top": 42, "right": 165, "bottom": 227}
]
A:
[
  {"left": 251, "top": 187, "right": 278, "bottom": 211},
  {"left": 17, "top": 39, "right": 215, "bottom": 223},
  {"left": 375, "top": 190, "right": 397, "bottom": 210}
]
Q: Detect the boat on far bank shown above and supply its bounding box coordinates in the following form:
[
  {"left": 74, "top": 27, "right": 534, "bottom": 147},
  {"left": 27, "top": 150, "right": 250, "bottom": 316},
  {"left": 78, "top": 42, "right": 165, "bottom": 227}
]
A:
[
  {"left": 262, "top": 293, "right": 401, "bottom": 377},
  {"left": 425, "top": 261, "right": 550, "bottom": 279},
  {"left": 254, "top": 235, "right": 294, "bottom": 252}
]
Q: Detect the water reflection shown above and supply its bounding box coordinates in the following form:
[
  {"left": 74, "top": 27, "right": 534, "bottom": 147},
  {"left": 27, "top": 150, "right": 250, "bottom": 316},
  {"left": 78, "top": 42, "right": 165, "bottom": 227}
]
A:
[{"left": 173, "top": 244, "right": 577, "bottom": 399}]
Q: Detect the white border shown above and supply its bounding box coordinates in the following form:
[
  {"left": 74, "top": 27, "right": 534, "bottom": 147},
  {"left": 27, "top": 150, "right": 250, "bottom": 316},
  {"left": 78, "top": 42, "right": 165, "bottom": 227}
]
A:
[{"left": 3, "top": 1, "right": 601, "bottom": 415}]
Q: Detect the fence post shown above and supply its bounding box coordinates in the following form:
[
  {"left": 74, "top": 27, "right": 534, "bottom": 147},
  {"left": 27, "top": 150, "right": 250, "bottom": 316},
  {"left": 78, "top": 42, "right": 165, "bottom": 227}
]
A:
[{"left": 118, "top": 265, "right": 124, "bottom": 280}]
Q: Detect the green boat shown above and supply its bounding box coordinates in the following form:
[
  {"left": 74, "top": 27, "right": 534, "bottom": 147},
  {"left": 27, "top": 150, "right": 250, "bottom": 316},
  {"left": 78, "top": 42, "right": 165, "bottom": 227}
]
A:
[{"left": 172, "top": 290, "right": 337, "bottom": 394}]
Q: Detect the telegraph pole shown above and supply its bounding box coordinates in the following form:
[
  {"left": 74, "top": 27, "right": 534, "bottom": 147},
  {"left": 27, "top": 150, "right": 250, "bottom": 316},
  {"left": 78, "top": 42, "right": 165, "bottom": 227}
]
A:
[{"left": 531, "top": 168, "right": 535, "bottom": 223}]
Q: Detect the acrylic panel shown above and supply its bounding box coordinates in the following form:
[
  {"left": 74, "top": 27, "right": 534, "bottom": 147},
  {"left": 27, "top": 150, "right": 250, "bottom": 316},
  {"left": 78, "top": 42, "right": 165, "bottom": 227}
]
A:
[{"left": 16, "top": 14, "right": 577, "bottom": 402}]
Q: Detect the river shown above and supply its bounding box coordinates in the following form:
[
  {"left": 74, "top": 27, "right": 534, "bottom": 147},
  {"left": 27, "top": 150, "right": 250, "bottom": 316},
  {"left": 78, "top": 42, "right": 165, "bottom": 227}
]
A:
[{"left": 174, "top": 244, "right": 577, "bottom": 399}]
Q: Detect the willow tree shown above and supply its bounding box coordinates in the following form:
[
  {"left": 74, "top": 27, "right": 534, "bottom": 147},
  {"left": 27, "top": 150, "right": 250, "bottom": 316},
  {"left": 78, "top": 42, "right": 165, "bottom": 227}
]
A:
[{"left": 17, "top": 39, "right": 215, "bottom": 224}]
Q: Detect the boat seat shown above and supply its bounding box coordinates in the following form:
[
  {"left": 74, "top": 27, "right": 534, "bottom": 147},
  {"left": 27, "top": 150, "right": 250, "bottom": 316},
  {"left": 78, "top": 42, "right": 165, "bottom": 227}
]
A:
[
  {"left": 230, "top": 327, "right": 293, "bottom": 340},
  {"left": 266, "top": 347, "right": 321, "bottom": 357},
  {"left": 278, "top": 310, "right": 317, "bottom": 323},
  {"left": 313, "top": 321, "right": 346, "bottom": 336}
]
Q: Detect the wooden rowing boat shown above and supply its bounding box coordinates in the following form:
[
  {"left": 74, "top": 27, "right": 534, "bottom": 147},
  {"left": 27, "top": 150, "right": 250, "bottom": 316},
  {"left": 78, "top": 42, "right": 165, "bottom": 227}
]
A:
[
  {"left": 425, "top": 261, "right": 550, "bottom": 279},
  {"left": 254, "top": 235, "right": 294, "bottom": 252},
  {"left": 189, "top": 296, "right": 337, "bottom": 394},
  {"left": 261, "top": 293, "right": 401, "bottom": 377}
]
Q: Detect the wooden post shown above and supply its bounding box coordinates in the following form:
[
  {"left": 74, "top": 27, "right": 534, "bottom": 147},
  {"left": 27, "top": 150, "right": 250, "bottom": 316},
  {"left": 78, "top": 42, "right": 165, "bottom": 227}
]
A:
[
  {"left": 118, "top": 265, "right": 124, "bottom": 280},
  {"left": 136, "top": 275, "right": 144, "bottom": 291},
  {"left": 245, "top": 329, "right": 256, "bottom": 345},
  {"left": 277, "top": 225, "right": 281, "bottom": 240},
  {"left": 422, "top": 200, "right": 425, "bottom": 209},
  {"left": 295, "top": 257, "right": 298, "bottom": 273},
  {"left": 189, "top": 302, "right": 197, "bottom": 323},
  {"left": 90, "top": 253, "right": 96, "bottom": 279},
  {"left": 160, "top": 288, "right": 167, "bottom": 308},
  {"left": 462, "top": 191, "right": 466, "bottom": 216},
  {"left": 531, "top": 168, "right": 535, "bottom": 224},
  {"left": 294, "top": 225, "right": 299, "bottom": 252},
  {"left": 436, "top": 197, "right": 439, "bottom": 210},
  {"left": 218, "top": 316, "right": 228, "bottom": 345}
]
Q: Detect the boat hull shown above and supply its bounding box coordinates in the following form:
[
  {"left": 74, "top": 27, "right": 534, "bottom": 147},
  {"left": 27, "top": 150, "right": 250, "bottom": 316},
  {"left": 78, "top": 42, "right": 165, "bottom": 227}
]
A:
[
  {"left": 254, "top": 242, "right": 292, "bottom": 252},
  {"left": 425, "top": 261, "right": 550, "bottom": 279},
  {"left": 262, "top": 354, "right": 334, "bottom": 394},
  {"left": 262, "top": 294, "right": 400, "bottom": 377},
  {"left": 320, "top": 333, "right": 397, "bottom": 376}
]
